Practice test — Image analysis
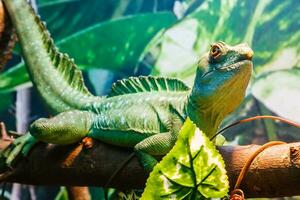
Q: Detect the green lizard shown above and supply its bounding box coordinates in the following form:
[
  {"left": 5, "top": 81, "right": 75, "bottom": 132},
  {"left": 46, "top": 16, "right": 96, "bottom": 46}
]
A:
[{"left": 2, "top": 0, "right": 253, "bottom": 171}]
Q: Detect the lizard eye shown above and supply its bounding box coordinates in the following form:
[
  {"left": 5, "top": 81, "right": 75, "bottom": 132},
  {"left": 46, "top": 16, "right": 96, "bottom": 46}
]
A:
[{"left": 210, "top": 44, "right": 222, "bottom": 59}]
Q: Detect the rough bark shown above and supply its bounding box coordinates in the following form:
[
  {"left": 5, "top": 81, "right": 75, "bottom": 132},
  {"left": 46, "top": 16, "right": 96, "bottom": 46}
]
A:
[{"left": 0, "top": 140, "right": 300, "bottom": 198}]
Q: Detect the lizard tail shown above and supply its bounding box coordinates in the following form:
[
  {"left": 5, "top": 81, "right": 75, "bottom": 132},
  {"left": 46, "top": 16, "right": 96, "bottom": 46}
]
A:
[{"left": 3, "top": 0, "right": 103, "bottom": 114}]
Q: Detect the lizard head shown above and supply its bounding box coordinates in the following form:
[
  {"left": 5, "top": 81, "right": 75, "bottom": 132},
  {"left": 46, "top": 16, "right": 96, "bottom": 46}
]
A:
[{"left": 189, "top": 41, "right": 253, "bottom": 137}]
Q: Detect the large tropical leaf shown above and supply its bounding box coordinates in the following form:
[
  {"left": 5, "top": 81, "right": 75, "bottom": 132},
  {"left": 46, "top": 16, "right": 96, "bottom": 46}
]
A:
[
  {"left": 0, "top": 93, "right": 12, "bottom": 113},
  {"left": 38, "top": 0, "right": 119, "bottom": 40},
  {"left": 38, "top": 0, "right": 176, "bottom": 41},
  {"left": 253, "top": 1, "right": 300, "bottom": 73},
  {"left": 13, "top": 0, "right": 120, "bottom": 53},
  {"left": 0, "top": 62, "right": 29, "bottom": 93},
  {"left": 141, "top": 118, "right": 228, "bottom": 199},
  {"left": 58, "top": 12, "right": 176, "bottom": 74},
  {"left": 252, "top": 69, "right": 300, "bottom": 123},
  {"left": 0, "top": 12, "right": 176, "bottom": 93}
]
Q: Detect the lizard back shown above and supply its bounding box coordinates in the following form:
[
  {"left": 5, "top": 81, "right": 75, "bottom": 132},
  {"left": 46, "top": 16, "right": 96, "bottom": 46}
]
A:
[{"left": 87, "top": 76, "right": 191, "bottom": 147}]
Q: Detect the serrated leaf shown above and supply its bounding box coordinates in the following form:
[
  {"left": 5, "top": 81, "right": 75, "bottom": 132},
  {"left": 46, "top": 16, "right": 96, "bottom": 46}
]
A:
[
  {"left": 252, "top": 69, "right": 300, "bottom": 123},
  {"left": 141, "top": 118, "right": 229, "bottom": 199}
]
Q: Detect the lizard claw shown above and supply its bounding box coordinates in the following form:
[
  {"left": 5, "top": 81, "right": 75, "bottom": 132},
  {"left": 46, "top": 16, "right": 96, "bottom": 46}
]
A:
[{"left": 0, "top": 134, "right": 37, "bottom": 170}]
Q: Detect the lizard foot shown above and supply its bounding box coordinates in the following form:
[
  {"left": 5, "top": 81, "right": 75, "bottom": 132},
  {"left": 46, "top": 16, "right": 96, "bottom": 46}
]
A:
[
  {"left": 134, "top": 150, "right": 158, "bottom": 173},
  {"left": 1, "top": 134, "right": 37, "bottom": 169}
]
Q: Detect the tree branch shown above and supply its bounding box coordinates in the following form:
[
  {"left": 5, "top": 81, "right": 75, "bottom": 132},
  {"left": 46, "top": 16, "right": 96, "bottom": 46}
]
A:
[{"left": 1, "top": 139, "right": 300, "bottom": 198}]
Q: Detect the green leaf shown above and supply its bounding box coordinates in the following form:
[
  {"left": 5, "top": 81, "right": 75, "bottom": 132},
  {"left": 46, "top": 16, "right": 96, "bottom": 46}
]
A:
[
  {"left": 253, "top": 1, "right": 300, "bottom": 73},
  {"left": 141, "top": 118, "right": 229, "bottom": 199},
  {"left": 38, "top": 0, "right": 120, "bottom": 40},
  {"left": 252, "top": 68, "right": 300, "bottom": 123},
  {"left": 0, "top": 62, "right": 31, "bottom": 93},
  {"left": 54, "top": 187, "right": 69, "bottom": 200},
  {"left": 0, "top": 12, "right": 176, "bottom": 93},
  {"left": 0, "top": 93, "right": 12, "bottom": 112},
  {"left": 13, "top": 0, "right": 120, "bottom": 54},
  {"left": 38, "top": 0, "right": 78, "bottom": 7},
  {"left": 58, "top": 12, "right": 176, "bottom": 73}
]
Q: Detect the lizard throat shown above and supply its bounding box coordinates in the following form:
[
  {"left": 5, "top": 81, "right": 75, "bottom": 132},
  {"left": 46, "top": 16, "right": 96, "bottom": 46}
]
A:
[{"left": 186, "top": 96, "right": 222, "bottom": 138}]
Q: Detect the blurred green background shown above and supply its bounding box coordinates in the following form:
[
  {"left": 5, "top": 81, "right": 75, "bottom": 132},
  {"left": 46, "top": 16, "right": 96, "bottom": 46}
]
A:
[{"left": 0, "top": 0, "right": 299, "bottom": 199}]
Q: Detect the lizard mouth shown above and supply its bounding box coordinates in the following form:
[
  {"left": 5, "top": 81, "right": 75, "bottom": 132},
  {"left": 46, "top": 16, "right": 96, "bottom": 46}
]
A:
[
  {"left": 217, "top": 60, "right": 252, "bottom": 71},
  {"left": 201, "top": 60, "right": 252, "bottom": 78}
]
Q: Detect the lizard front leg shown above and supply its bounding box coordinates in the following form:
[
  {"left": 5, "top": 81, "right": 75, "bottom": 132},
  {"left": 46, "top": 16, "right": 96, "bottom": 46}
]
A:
[
  {"left": 134, "top": 132, "right": 177, "bottom": 172},
  {"left": 1, "top": 134, "right": 37, "bottom": 168},
  {"left": 134, "top": 111, "right": 184, "bottom": 171}
]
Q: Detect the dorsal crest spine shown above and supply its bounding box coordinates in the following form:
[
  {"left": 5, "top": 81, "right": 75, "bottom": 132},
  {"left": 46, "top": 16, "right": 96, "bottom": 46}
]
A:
[{"left": 108, "top": 76, "right": 190, "bottom": 97}]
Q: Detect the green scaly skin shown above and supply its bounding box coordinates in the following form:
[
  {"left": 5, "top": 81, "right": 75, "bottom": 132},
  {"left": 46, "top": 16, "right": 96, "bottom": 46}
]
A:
[{"left": 2, "top": 0, "right": 253, "bottom": 171}]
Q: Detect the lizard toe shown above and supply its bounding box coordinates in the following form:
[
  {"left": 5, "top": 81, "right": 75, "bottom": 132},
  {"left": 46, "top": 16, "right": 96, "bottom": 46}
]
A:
[{"left": 1, "top": 134, "right": 37, "bottom": 168}]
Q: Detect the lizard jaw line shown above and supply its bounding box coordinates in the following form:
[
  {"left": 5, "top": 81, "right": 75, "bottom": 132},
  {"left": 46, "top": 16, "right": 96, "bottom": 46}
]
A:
[
  {"left": 218, "top": 60, "right": 252, "bottom": 72},
  {"left": 201, "top": 60, "right": 252, "bottom": 78}
]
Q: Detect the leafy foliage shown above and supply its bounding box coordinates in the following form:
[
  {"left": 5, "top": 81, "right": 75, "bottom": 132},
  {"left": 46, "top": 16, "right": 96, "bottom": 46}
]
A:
[
  {"left": 137, "top": 0, "right": 300, "bottom": 140},
  {"left": 58, "top": 13, "right": 176, "bottom": 73},
  {"left": 145, "top": 0, "right": 300, "bottom": 79},
  {"left": 252, "top": 69, "right": 300, "bottom": 123},
  {"left": 0, "top": 62, "right": 29, "bottom": 92},
  {"left": 141, "top": 118, "right": 228, "bottom": 199},
  {"left": 0, "top": 12, "right": 176, "bottom": 92},
  {"left": 0, "top": 93, "right": 11, "bottom": 112},
  {"left": 54, "top": 187, "right": 68, "bottom": 200}
]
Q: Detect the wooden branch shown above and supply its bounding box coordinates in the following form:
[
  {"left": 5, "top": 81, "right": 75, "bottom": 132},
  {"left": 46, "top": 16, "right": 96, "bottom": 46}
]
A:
[{"left": 1, "top": 139, "right": 300, "bottom": 198}]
